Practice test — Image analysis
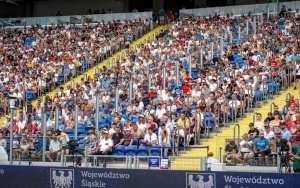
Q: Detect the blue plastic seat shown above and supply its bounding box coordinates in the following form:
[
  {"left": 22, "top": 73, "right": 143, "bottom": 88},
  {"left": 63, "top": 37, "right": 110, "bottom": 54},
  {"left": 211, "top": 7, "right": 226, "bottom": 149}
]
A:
[
  {"left": 65, "top": 129, "right": 74, "bottom": 135},
  {"left": 77, "top": 129, "right": 86, "bottom": 135},
  {"left": 137, "top": 145, "right": 149, "bottom": 156},
  {"left": 114, "top": 145, "right": 126, "bottom": 155},
  {"left": 26, "top": 90, "right": 34, "bottom": 101},
  {"left": 150, "top": 146, "right": 161, "bottom": 156},
  {"left": 81, "top": 62, "right": 88, "bottom": 72},
  {"left": 58, "top": 74, "right": 65, "bottom": 83}
]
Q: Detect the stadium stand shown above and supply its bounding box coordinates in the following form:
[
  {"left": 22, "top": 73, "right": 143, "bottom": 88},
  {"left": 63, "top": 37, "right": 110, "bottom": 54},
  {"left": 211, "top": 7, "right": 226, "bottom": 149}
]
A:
[{"left": 0, "top": 4, "right": 300, "bottom": 172}]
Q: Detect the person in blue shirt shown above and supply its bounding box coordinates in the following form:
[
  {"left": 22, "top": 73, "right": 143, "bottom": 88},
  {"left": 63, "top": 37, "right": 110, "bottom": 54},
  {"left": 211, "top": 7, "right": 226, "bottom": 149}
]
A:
[
  {"left": 158, "top": 7, "right": 165, "bottom": 25},
  {"left": 280, "top": 122, "right": 291, "bottom": 141},
  {"left": 253, "top": 131, "right": 270, "bottom": 165}
]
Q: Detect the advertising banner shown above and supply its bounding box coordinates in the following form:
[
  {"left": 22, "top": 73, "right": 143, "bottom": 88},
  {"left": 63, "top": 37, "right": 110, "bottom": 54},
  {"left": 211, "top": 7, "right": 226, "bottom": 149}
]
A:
[{"left": 0, "top": 165, "right": 297, "bottom": 188}]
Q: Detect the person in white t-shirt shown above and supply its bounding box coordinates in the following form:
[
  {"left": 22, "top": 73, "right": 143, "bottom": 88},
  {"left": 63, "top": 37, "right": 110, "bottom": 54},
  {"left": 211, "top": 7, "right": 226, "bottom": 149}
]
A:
[
  {"left": 142, "top": 128, "right": 158, "bottom": 146},
  {"left": 92, "top": 130, "right": 113, "bottom": 168},
  {"left": 45, "top": 133, "right": 62, "bottom": 162},
  {"left": 206, "top": 152, "right": 220, "bottom": 171},
  {"left": 235, "top": 133, "right": 253, "bottom": 164}
]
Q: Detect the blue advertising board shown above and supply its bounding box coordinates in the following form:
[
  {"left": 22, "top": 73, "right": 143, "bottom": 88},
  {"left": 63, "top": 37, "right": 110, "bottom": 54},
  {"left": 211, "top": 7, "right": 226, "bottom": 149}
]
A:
[
  {"left": 148, "top": 157, "right": 160, "bottom": 167},
  {"left": 0, "top": 165, "right": 298, "bottom": 188}
]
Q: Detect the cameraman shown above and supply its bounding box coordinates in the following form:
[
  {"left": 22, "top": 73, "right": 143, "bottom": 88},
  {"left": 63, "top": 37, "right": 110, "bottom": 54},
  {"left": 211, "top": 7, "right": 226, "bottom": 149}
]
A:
[
  {"left": 272, "top": 133, "right": 292, "bottom": 166},
  {"left": 289, "top": 135, "right": 300, "bottom": 173}
]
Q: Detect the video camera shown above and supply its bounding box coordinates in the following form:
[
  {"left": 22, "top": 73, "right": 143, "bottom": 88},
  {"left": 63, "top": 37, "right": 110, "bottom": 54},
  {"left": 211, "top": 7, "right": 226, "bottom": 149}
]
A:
[{"left": 68, "top": 140, "right": 79, "bottom": 150}]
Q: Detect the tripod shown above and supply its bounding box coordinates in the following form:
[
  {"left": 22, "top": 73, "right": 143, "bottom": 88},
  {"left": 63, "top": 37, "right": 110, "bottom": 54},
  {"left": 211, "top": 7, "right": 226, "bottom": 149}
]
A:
[
  {"left": 27, "top": 149, "right": 35, "bottom": 166},
  {"left": 279, "top": 155, "right": 291, "bottom": 173},
  {"left": 68, "top": 149, "right": 84, "bottom": 167}
]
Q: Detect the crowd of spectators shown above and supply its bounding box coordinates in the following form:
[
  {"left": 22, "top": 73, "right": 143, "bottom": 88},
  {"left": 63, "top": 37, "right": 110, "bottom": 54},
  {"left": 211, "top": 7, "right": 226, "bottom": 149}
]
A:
[{"left": 0, "top": 6, "right": 300, "bottom": 169}]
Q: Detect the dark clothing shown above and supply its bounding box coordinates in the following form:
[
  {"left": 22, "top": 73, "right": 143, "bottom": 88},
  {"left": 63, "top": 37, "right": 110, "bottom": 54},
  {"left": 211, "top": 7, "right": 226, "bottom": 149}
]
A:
[
  {"left": 248, "top": 128, "right": 259, "bottom": 140},
  {"left": 225, "top": 144, "right": 238, "bottom": 153},
  {"left": 112, "top": 133, "right": 124, "bottom": 146}
]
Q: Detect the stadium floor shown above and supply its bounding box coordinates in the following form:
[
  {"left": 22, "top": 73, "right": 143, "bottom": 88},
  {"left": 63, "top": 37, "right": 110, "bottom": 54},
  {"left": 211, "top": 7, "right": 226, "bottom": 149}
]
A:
[
  {"left": 0, "top": 25, "right": 166, "bottom": 127},
  {"left": 171, "top": 85, "right": 299, "bottom": 170}
]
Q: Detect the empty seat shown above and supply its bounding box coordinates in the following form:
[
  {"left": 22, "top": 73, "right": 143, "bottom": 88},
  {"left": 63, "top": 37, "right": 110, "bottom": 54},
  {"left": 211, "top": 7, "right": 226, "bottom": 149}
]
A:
[
  {"left": 114, "top": 145, "right": 126, "bottom": 155},
  {"left": 137, "top": 145, "right": 149, "bottom": 156},
  {"left": 150, "top": 146, "right": 161, "bottom": 156}
]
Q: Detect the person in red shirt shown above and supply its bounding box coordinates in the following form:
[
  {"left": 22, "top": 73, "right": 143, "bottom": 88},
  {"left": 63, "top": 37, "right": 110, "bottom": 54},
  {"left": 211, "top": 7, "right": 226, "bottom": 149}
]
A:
[
  {"left": 289, "top": 95, "right": 295, "bottom": 106},
  {"left": 182, "top": 81, "right": 191, "bottom": 94},
  {"left": 268, "top": 58, "right": 278, "bottom": 67},
  {"left": 167, "top": 11, "right": 174, "bottom": 24},
  {"left": 148, "top": 87, "right": 157, "bottom": 98}
]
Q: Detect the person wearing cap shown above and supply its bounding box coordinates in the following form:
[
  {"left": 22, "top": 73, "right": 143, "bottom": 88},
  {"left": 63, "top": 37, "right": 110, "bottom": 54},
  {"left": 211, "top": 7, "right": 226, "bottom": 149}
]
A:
[
  {"left": 136, "top": 114, "right": 147, "bottom": 133},
  {"left": 122, "top": 128, "right": 134, "bottom": 146},
  {"left": 280, "top": 121, "right": 291, "bottom": 140},
  {"left": 92, "top": 130, "right": 113, "bottom": 168},
  {"left": 147, "top": 115, "right": 158, "bottom": 130},
  {"left": 289, "top": 135, "right": 300, "bottom": 173}
]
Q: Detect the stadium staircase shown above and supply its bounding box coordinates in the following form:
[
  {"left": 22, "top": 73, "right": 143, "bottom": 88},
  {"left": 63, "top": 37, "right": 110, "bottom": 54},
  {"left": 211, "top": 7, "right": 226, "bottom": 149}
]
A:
[
  {"left": 0, "top": 25, "right": 166, "bottom": 126},
  {"left": 170, "top": 86, "right": 299, "bottom": 170}
]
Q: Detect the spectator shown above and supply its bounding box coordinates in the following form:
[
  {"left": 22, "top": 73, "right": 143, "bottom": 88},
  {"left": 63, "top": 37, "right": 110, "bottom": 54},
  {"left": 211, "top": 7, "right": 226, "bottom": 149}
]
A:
[
  {"left": 289, "top": 135, "right": 300, "bottom": 173},
  {"left": 206, "top": 152, "right": 220, "bottom": 171},
  {"left": 248, "top": 123, "right": 259, "bottom": 141},
  {"left": 112, "top": 126, "right": 124, "bottom": 146},
  {"left": 264, "top": 125, "right": 275, "bottom": 141},
  {"left": 235, "top": 133, "right": 253, "bottom": 164},
  {"left": 131, "top": 124, "right": 144, "bottom": 144},
  {"left": 122, "top": 128, "right": 134, "bottom": 146},
  {"left": 0, "top": 132, "right": 7, "bottom": 151},
  {"left": 142, "top": 128, "right": 157, "bottom": 146},
  {"left": 86, "top": 135, "right": 98, "bottom": 155},
  {"left": 92, "top": 130, "right": 113, "bottom": 168},
  {"left": 223, "top": 139, "right": 238, "bottom": 163},
  {"left": 45, "top": 133, "right": 62, "bottom": 162},
  {"left": 13, "top": 139, "right": 29, "bottom": 161},
  {"left": 253, "top": 131, "right": 271, "bottom": 165},
  {"left": 254, "top": 113, "right": 264, "bottom": 129},
  {"left": 280, "top": 122, "right": 291, "bottom": 141}
]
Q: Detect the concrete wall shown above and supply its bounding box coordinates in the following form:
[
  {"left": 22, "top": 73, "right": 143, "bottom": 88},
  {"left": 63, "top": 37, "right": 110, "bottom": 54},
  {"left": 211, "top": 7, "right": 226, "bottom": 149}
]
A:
[
  {"left": 0, "top": 2, "right": 25, "bottom": 18},
  {"left": 33, "top": 0, "right": 126, "bottom": 17}
]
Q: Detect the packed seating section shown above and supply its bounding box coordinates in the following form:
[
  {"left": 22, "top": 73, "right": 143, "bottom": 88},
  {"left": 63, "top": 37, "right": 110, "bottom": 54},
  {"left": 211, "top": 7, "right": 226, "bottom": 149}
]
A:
[{"left": 0, "top": 6, "right": 300, "bottom": 168}]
